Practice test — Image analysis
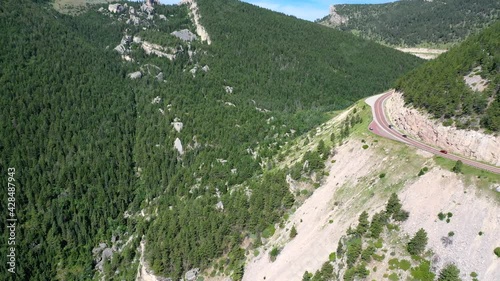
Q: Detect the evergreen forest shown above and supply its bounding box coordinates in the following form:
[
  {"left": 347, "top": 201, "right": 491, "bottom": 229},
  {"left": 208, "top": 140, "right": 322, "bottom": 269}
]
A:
[{"left": 0, "top": 0, "right": 422, "bottom": 280}]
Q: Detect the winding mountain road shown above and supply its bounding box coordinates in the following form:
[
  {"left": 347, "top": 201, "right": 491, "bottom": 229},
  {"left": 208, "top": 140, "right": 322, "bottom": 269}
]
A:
[{"left": 367, "top": 91, "right": 500, "bottom": 174}]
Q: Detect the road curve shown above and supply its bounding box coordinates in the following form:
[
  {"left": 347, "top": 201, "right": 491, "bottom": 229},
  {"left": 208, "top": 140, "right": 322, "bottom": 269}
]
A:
[{"left": 367, "top": 90, "right": 500, "bottom": 174}]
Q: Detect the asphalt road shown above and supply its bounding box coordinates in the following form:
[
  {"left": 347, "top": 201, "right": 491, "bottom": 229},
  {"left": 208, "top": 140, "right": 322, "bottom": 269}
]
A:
[{"left": 368, "top": 91, "right": 500, "bottom": 174}]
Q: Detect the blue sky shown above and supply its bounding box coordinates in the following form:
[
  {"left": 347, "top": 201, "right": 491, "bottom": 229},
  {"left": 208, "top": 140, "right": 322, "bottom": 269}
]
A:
[{"left": 161, "top": 1, "right": 397, "bottom": 21}]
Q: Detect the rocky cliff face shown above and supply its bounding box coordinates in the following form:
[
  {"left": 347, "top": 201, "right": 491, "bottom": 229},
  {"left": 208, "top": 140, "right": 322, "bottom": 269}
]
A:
[
  {"left": 180, "top": 0, "right": 211, "bottom": 45},
  {"left": 327, "top": 5, "right": 348, "bottom": 26},
  {"left": 386, "top": 91, "right": 500, "bottom": 166}
]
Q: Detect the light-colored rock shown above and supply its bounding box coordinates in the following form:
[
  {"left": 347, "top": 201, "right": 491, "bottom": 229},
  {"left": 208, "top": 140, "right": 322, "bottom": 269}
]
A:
[
  {"left": 146, "top": 0, "right": 160, "bottom": 7},
  {"left": 224, "top": 102, "right": 236, "bottom": 107},
  {"left": 189, "top": 66, "right": 197, "bottom": 76},
  {"left": 122, "top": 35, "right": 132, "bottom": 45},
  {"left": 215, "top": 201, "right": 224, "bottom": 210},
  {"left": 174, "top": 138, "right": 183, "bottom": 155},
  {"left": 201, "top": 65, "right": 209, "bottom": 72},
  {"left": 133, "top": 36, "right": 142, "bottom": 43},
  {"left": 171, "top": 121, "right": 183, "bottom": 132},
  {"left": 159, "top": 14, "right": 167, "bottom": 20},
  {"left": 185, "top": 268, "right": 200, "bottom": 281},
  {"left": 108, "top": 4, "right": 125, "bottom": 14},
  {"left": 142, "top": 41, "right": 176, "bottom": 60},
  {"left": 114, "top": 44, "right": 127, "bottom": 54},
  {"left": 129, "top": 7, "right": 135, "bottom": 15},
  {"left": 171, "top": 29, "right": 198, "bottom": 42},
  {"left": 98, "top": 7, "right": 105, "bottom": 13},
  {"left": 464, "top": 66, "right": 489, "bottom": 92},
  {"left": 128, "top": 15, "right": 141, "bottom": 25},
  {"left": 327, "top": 5, "right": 348, "bottom": 26},
  {"left": 140, "top": 3, "right": 154, "bottom": 14},
  {"left": 155, "top": 72, "right": 164, "bottom": 81},
  {"left": 386, "top": 91, "right": 500, "bottom": 166},
  {"left": 224, "top": 86, "right": 233, "bottom": 94},
  {"left": 180, "top": 0, "right": 211, "bottom": 44},
  {"left": 128, "top": 71, "right": 142, "bottom": 79},
  {"left": 151, "top": 96, "right": 161, "bottom": 104},
  {"left": 122, "top": 55, "right": 134, "bottom": 62}
]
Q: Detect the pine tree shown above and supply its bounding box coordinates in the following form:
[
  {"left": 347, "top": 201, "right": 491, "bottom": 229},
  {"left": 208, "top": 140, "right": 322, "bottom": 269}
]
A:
[
  {"left": 386, "top": 193, "right": 402, "bottom": 215},
  {"left": 407, "top": 228, "right": 428, "bottom": 256},
  {"left": 356, "top": 211, "right": 370, "bottom": 235},
  {"left": 290, "top": 225, "right": 298, "bottom": 239},
  {"left": 437, "top": 264, "right": 461, "bottom": 281}
]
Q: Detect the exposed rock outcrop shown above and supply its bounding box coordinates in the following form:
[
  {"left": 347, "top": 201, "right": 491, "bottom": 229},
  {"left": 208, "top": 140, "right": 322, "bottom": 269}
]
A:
[
  {"left": 185, "top": 268, "right": 200, "bottom": 281},
  {"left": 142, "top": 41, "right": 176, "bottom": 60},
  {"left": 171, "top": 118, "right": 183, "bottom": 132},
  {"left": 327, "top": 5, "right": 348, "bottom": 26},
  {"left": 128, "top": 71, "right": 142, "bottom": 79},
  {"left": 174, "top": 138, "right": 184, "bottom": 155},
  {"left": 224, "top": 86, "right": 233, "bottom": 94},
  {"left": 171, "top": 29, "right": 198, "bottom": 42},
  {"left": 464, "top": 66, "right": 489, "bottom": 92},
  {"left": 386, "top": 91, "right": 500, "bottom": 166},
  {"left": 180, "top": 0, "right": 212, "bottom": 44},
  {"left": 109, "top": 4, "right": 125, "bottom": 14}
]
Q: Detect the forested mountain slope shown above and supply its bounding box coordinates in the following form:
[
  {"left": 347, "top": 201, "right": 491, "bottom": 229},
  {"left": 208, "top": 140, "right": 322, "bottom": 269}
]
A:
[
  {"left": 0, "top": 0, "right": 421, "bottom": 280},
  {"left": 395, "top": 21, "right": 500, "bottom": 132},
  {"left": 319, "top": 0, "right": 500, "bottom": 47}
]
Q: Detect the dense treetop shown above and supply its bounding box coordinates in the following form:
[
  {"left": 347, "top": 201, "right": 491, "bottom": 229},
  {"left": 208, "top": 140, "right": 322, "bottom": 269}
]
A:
[
  {"left": 0, "top": 0, "right": 421, "bottom": 280},
  {"left": 319, "top": 0, "right": 500, "bottom": 47},
  {"left": 395, "top": 21, "right": 500, "bottom": 131}
]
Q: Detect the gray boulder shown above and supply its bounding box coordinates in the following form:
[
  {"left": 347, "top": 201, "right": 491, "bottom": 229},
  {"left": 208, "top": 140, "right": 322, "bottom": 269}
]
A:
[
  {"left": 108, "top": 4, "right": 125, "bottom": 14},
  {"left": 185, "top": 268, "right": 200, "bottom": 281},
  {"left": 114, "top": 44, "right": 127, "bottom": 55},
  {"left": 171, "top": 29, "right": 198, "bottom": 42},
  {"left": 128, "top": 71, "right": 142, "bottom": 79}
]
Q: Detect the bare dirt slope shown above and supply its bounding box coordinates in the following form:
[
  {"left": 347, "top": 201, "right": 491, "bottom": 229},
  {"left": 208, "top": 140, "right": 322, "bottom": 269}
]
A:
[
  {"left": 243, "top": 112, "right": 500, "bottom": 280},
  {"left": 243, "top": 139, "right": 381, "bottom": 281},
  {"left": 400, "top": 169, "right": 500, "bottom": 280}
]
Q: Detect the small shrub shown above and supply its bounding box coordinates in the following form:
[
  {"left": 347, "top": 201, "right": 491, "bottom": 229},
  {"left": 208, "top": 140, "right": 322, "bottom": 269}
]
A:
[
  {"left": 388, "top": 272, "right": 399, "bottom": 281},
  {"left": 269, "top": 247, "right": 280, "bottom": 261},
  {"left": 399, "top": 259, "right": 411, "bottom": 271},
  {"left": 262, "top": 225, "right": 276, "bottom": 238},
  {"left": 290, "top": 226, "right": 298, "bottom": 239},
  {"left": 470, "top": 272, "right": 478, "bottom": 277},
  {"left": 495, "top": 247, "right": 500, "bottom": 257},
  {"left": 446, "top": 218, "right": 450, "bottom": 223},
  {"left": 447, "top": 212, "right": 453, "bottom": 218},
  {"left": 373, "top": 254, "right": 385, "bottom": 261},
  {"left": 362, "top": 144, "right": 369, "bottom": 149},
  {"left": 379, "top": 173, "right": 386, "bottom": 179},
  {"left": 448, "top": 231, "right": 455, "bottom": 237},
  {"left": 478, "top": 231, "right": 483, "bottom": 236},
  {"left": 438, "top": 212, "right": 446, "bottom": 221},
  {"left": 329, "top": 252, "right": 336, "bottom": 261}
]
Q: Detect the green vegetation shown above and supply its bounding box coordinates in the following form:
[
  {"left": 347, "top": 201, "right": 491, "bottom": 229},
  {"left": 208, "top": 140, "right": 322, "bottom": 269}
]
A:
[
  {"left": 407, "top": 229, "right": 428, "bottom": 256},
  {"left": 396, "top": 22, "right": 500, "bottom": 131},
  {"left": 290, "top": 226, "right": 298, "bottom": 239},
  {"left": 438, "top": 264, "right": 462, "bottom": 281},
  {"left": 0, "top": 0, "right": 422, "bottom": 279},
  {"left": 319, "top": 0, "right": 500, "bottom": 47},
  {"left": 453, "top": 160, "right": 463, "bottom": 173},
  {"left": 269, "top": 247, "right": 280, "bottom": 262},
  {"left": 410, "top": 260, "right": 435, "bottom": 281},
  {"left": 494, "top": 247, "right": 500, "bottom": 257}
]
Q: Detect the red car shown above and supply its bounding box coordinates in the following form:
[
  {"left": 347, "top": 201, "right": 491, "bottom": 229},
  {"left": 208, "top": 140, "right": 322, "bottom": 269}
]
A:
[{"left": 439, "top": 150, "right": 448, "bottom": 154}]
